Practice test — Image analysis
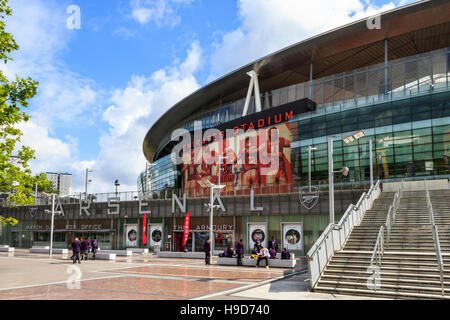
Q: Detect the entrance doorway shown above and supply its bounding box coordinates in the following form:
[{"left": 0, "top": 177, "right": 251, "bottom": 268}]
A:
[{"left": 175, "top": 232, "right": 192, "bottom": 252}]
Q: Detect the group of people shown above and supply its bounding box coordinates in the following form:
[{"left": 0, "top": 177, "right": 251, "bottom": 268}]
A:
[
  {"left": 71, "top": 237, "right": 98, "bottom": 264},
  {"left": 203, "top": 236, "right": 291, "bottom": 268}
]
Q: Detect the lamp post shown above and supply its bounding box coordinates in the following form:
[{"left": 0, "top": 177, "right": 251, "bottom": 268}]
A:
[
  {"left": 43, "top": 193, "right": 64, "bottom": 263},
  {"left": 328, "top": 136, "right": 350, "bottom": 224},
  {"left": 199, "top": 179, "right": 225, "bottom": 253},
  {"left": 85, "top": 168, "right": 94, "bottom": 200},
  {"left": 115, "top": 179, "right": 120, "bottom": 198}
]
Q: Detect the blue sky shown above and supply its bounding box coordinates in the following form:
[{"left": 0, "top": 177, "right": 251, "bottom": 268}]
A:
[{"left": 3, "top": 0, "right": 416, "bottom": 192}]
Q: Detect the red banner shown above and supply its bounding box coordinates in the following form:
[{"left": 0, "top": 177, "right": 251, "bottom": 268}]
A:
[
  {"left": 182, "top": 212, "right": 190, "bottom": 246},
  {"left": 142, "top": 213, "right": 147, "bottom": 245}
]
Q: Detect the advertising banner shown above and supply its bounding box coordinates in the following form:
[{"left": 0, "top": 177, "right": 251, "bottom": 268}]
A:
[
  {"left": 181, "top": 122, "right": 292, "bottom": 195},
  {"left": 282, "top": 223, "right": 302, "bottom": 251},
  {"left": 142, "top": 213, "right": 147, "bottom": 245},
  {"left": 182, "top": 212, "right": 190, "bottom": 247},
  {"left": 125, "top": 225, "right": 138, "bottom": 247},
  {"left": 248, "top": 224, "right": 266, "bottom": 249}
]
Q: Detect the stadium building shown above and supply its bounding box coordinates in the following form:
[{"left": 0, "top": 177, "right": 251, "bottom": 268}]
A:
[{"left": 1, "top": 0, "right": 449, "bottom": 254}]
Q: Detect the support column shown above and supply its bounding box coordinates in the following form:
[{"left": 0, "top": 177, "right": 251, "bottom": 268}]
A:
[
  {"left": 384, "top": 39, "right": 388, "bottom": 95},
  {"left": 328, "top": 137, "right": 334, "bottom": 224}
]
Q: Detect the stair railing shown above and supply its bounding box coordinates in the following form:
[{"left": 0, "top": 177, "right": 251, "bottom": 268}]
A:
[
  {"left": 371, "top": 225, "right": 385, "bottom": 268},
  {"left": 425, "top": 180, "right": 445, "bottom": 297},
  {"left": 307, "top": 180, "right": 381, "bottom": 290},
  {"left": 385, "top": 180, "right": 404, "bottom": 242},
  {"left": 369, "top": 180, "right": 404, "bottom": 287}
]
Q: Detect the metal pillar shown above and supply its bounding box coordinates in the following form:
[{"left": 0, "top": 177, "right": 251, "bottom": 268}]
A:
[
  {"left": 385, "top": 39, "right": 388, "bottom": 95},
  {"left": 209, "top": 185, "right": 214, "bottom": 252},
  {"left": 49, "top": 194, "right": 55, "bottom": 262},
  {"left": 309, "top": 63, "right": 313, "bottom": 99},
  {"left": 369, "top": 140, "right": 374, "bottom": 188},
  {"left": 328, "top": 137, "right": 334, "bottom": 224}
]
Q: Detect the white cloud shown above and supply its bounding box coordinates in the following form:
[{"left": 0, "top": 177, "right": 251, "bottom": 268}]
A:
[
  {"left": 94, "top": 42, "right": 201, "bottom": 192},
  {"left": 130, "top": 0, "right": 194, "bottom": 27},
  {"left": 209, "top": 0, "right": 397, "bottom": 80}
]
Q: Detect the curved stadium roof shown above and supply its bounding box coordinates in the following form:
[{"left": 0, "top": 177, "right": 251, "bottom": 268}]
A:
[{"left": 143, "top": 0, "right": 450, "bottom": 163}]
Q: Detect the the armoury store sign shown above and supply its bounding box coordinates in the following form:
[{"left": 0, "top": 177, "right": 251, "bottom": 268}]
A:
[{"left": 173, "top": 224, "right": 234, "bottom": 232}]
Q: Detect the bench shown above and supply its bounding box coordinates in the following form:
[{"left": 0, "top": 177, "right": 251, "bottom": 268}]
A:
[
  {"left": 30, "top": 247, "right": 68, "bottom": 254},
  {"left": 126, "top": 248, "right": 149, "bottom": 254},
  {"left": 157, "top": 251, "right": 205, "bottom": 259},
  {"left": 216, "top": 255, "right": 296, "bottom": 268},
  {"left": 98, "top": 249, "right": 132, "bottom": 256},
  {"left": 87, "top": 252, "right": 116, "bottom": 260},
  {"left": 0, "top": 246, "right": 14, "bottom": 253}
]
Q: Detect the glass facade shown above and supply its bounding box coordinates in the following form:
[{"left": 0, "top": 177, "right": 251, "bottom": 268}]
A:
[
  {"left": 137, "top": 154, "right": 178, "bottom": 194},
  {"left": 291, "top": 91, "right": 450, "bottom": 182},
  {"left": 144, "top": 47, "right": 450, "bottom": 193}
]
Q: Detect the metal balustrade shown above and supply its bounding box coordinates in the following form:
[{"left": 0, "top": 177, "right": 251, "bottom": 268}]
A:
[
  {"left": 369, "top": 180, "right": 404, "bottom": 272},
  {"left": 425, "top": 180, "right": 445, "bottom": 297},
  {"left": 307, "top": 180, "right": 381, "bottom": 289}
]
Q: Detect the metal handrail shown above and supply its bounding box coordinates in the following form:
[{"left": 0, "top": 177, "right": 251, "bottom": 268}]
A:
[
  {"left": 425, "top": 180, "right": 445, "bottom": 297},
  {"left": 370, "top": 225, "right": 385, "bottom": 269},
  {"left": 308, "top": 179, "right": 381, "bottom": 289}
]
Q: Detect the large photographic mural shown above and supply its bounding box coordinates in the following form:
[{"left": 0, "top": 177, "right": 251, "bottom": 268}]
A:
[{"left": 180, "top": 122, "right": 293, "bottom": 195}]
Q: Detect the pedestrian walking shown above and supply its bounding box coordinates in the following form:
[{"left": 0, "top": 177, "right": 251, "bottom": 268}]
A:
[
  {"left": 71, "top": 237, "right": 81, "bottom": 264},
  {"left": 204, "top": 238, "right": 211, "bottom": 265},
  {"left": 235, "top": 239, "right": 244, "bottom": 266},
  {"left": 90, "top": 237, "right": 98, "bottom": 260},
  {"left": 80, "top": 237, "right": 90, "bottom": 261}
]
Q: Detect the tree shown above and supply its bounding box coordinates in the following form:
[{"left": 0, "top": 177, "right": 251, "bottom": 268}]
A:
[{"left": 0, "top": 0, "right": 39, "bottom": 210}]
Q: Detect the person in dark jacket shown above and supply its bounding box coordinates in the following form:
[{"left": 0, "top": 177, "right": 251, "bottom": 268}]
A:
[
  {"left": 80, "top": 237, "right": 90, "bottom": 261},
  {"left": 269, "top": 247, "right": 277, "bottom": 259},
  {"left": 235, "top": 239, "right": 244, "bottom": 266},
  {"left": 90, "top": 237, "right": 98, "bottom": 260},
  {"left": 226, "top": 247, "right": 234, "bottom": 257},
  {"left": 71, "top": 237, "right": 81, "bottom": 264},
  {"left": 204, "top": 238, "right": 211, "bottom": 265},
  {"left": 281, "top": 248, "right": 291, "bottom": 260},
  {"left": 251, "top": 244, "right": 259, "bottom": 255},
  {"left": 268, "top": 236, "right": 279, "bottom": 253}
]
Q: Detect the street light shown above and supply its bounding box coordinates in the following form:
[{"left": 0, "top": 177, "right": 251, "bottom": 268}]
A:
[
  {"left": 115, "top": 179, "right": 120, "bottom": 197},
  {"left": 42, "top": 193, "right": 67, "bottom": 263},
  {"left": 198, "top": 179, "right": 225, "bottom": 252},
  {"left": 328, "top": 136, "right": 352, "bottom": 224},
  {"left": 85, "top": 168, "right": 94, "bottom": 200}
]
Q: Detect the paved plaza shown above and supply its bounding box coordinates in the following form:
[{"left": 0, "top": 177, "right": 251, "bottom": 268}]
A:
[{"left": 0, "top": 250, "right": 378, "bottom": 300}]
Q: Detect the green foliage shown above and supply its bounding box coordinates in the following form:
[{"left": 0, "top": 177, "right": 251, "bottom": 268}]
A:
[
  {"left": 0, "top": 215, "right": 18, "bottom": 226},
  {"left": 0, "top": 0, "right": 39, "bottom": 206},
  {"left": 29, "top": 173, "right": 60, "bottom": 195}
]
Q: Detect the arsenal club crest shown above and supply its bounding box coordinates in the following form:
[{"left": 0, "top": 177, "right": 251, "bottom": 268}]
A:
[
  {"left": 29, "top": 207, "right": 38, "bottom": 217},
  {"left": 299, "top": 186, "right": 319, "bottom": 210}
]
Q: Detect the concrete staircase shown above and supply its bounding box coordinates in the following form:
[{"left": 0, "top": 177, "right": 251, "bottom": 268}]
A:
[{"left": 314, "top": 188, "right": 450, "bottom": 299}]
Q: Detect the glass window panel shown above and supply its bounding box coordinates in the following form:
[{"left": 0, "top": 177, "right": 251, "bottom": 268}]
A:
[{"left": 414, "top": 152, "right": 433, "bottom": 161}]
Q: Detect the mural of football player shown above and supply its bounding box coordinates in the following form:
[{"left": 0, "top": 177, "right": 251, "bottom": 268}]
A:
[
  {"left": 259, "top": 126, "right": 293, "bottom": 186},
  {"left": 238, "top": 135, "right": 260, "bottom": 189},
  {"left": 218, "top": 139, "right": 239, "bottom": 194},
  {"left": 181, "top": 149, "right": 201, "bottom": 197}
]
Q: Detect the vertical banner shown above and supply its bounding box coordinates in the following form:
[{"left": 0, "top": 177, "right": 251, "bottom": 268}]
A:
[
  {"left": 182, "top": 212, "right": 190, "bottom": 247},
  {"left": 142, "top": 213, "right": 147, "bottom": 245}
]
